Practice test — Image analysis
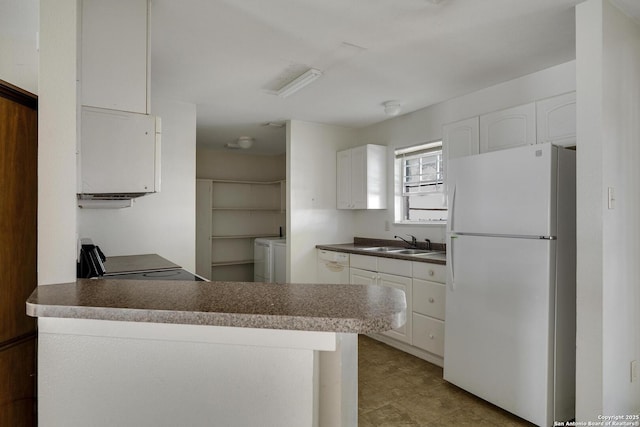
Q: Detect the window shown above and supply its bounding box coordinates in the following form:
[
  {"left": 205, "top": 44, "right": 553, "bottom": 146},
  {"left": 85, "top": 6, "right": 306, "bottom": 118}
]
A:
[{"left": 395, "top": 141, "right": 447, "bottom": 223}]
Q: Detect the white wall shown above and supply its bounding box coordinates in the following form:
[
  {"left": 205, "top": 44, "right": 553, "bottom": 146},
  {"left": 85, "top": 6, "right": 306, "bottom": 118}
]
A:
[
  {"left": 78, "top": 99, "right": 197, "bottom": 272},
  {"left": 355, "top": 61, "right": 577, "bottom": 245},
  {"left": 0, "top": 0, "right": 39, "bottom": 94},
  {"left": 38, "top": 0, "right": 79, "bottom": 285},
  {"left": 576, "top": 0, "right": 640, "bottom": 419},
  {"left": 196, "top": 149, "right": 285, "bottom": 181},
  {"left": 287, "top": 121, "right": 359, "bottom": 283}
]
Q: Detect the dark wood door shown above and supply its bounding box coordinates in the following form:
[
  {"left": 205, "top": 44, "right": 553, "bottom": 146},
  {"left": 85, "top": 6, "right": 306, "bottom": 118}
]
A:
[
  {"left": 0, "top": 80, "right": 38, "bottom": 426},
  {"left": 0, "top": 337, "right": 36, "bottom": 427}
]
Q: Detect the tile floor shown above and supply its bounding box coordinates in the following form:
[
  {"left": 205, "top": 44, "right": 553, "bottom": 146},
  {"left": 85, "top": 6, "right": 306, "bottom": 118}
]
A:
[{"left": 357, "top": 335, "right": 535, "bottom": 426}]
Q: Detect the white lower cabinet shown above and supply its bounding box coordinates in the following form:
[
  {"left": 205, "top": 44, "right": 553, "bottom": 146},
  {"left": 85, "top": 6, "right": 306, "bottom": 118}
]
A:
[
  {"left": 411, "top": 262, "right": 446, "bottom": 358},
  {"left": 378, "top": 273, "right": 412, "bottom": 343},
  {"left": 412, "top": 313, "right": 444, "bottom": 357},
  {"left": 349, "top": 255, "right": 412, "bottom": 344},
  {"left": 349, "top": 255, "right": 446, "bottom": 365},
  {"left": 412, "top": 278, "right": 445, "bottom": 320},
  {"left": 349, "top": 267, "right": 377, "bottom": 286}
]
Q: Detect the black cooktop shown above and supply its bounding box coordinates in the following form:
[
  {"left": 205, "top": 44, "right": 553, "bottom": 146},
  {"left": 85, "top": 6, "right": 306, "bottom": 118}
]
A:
[{"left": 105, "top": 268, "right": 205, "bottom": 281}]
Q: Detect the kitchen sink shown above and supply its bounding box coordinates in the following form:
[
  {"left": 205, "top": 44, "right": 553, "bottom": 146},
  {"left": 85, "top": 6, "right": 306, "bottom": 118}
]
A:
[
  {"left": 360, "top": 246, "right": 405, "bottom": 252},
  {"left": 360, "top": 247, "right": 446, "bottom": 259},
  {"left": 391, "top": 249, "right": 431, "bottom": 255},
  {"left": 412, "top": 251, "right": 447, "bottom": 260}
]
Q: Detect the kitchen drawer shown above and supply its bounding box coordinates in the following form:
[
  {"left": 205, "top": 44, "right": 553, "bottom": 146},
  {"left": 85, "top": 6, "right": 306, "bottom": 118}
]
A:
[
  {"left": 412, "top": 262, "right": 445, "bottom": 283},
  {"left": 350, "top": 254, "right": 377, "bottom": 271},
  {"left": 413, "top": 279, "right": 445, "bottom": 320},
  {"left": 412, "top": 313, "right": 444, "bottom": 357},
  {"left": 378, "top": 257, "right": 411, "bottom": 277}
]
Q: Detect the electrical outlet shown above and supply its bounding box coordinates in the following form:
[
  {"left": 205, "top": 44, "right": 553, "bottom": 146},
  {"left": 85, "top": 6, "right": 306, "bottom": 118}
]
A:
[
  {"left": 631, "top": 360, "right": 637, "bottom": 383},
  {"left": 384, "top": 220, "right": 390, "bottom": 231}
]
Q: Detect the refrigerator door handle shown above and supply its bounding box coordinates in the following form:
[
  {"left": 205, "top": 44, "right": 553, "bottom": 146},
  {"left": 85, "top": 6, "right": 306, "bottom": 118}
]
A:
[
  {"left": 448, "top": 184, "right": 456, "bottom": 233},
  {"left": 448, "top": 234, "right": 457, "bottom": 290},
  {"left": 454, "top": 232, "right": 556, "bottom": 240}
]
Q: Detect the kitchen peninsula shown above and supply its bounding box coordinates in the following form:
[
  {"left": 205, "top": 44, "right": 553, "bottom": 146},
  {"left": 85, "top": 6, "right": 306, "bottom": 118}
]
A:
[{"left": 27, "top": 279, "right": 405, "bottom": 427}]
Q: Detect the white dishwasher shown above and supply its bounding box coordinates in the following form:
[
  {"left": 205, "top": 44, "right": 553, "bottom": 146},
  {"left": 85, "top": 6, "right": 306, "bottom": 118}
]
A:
[{"left": 317, "top": 250, "right": 350, "bottom": 284}]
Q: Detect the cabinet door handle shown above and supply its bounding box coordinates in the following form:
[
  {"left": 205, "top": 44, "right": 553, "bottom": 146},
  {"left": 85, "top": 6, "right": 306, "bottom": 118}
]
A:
[
  {"left": 428, "top": 269, "right": 435, "bottom": 276},
  {"left": 429, "top": 334, "right": 435, "bottom": 340},
  {"left": 428, "top": 297, "right": 435, "bottom": 303}
]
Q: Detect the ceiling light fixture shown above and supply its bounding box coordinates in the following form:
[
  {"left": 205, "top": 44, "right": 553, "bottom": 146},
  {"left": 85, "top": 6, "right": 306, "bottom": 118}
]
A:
[
  {"left": 275, "top": 68, "right": 323, "bottom": 98},
  {"left": 262, "top": 121, "right": 285, "bottom": 128},
  {"left": 225, "top": 136, "right": 254, "bottom": 150},
  {"left": 383, "top": 101, "right": 402, "bottom": 117}
]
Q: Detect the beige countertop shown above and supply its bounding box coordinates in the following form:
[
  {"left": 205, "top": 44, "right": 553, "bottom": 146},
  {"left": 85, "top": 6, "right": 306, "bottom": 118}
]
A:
[{"left": 26, "top": 279, "right": 406, "bottom": 334}]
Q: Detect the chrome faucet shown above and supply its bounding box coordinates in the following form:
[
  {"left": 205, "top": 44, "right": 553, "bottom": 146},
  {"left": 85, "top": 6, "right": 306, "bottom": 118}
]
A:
[
  {"left": 394, "top": 234, "right": 418, "bottom": 248},
  {"left": 424, "top": 238, "right": 431, "bottom": 250}
]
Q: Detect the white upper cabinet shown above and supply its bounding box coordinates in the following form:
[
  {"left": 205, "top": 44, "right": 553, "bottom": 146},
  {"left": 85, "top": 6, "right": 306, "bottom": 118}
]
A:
[
  {"left": 81, "top": 0, "right": 149, "bottom": 114},
  {"left": 337, "top": 144, "right": 387, "bottom": 210},
  {"left": 79, "top": 107, "right": 160, "bottom": 195},
  {"left": 479, "top": 102, "right": 536, "bottom": 153},
  {"left": 443, "top": 116, "right": 480, "bottom": 161},
  {"left": 536, "top": 92, "right": 576, "bottom": 147}
]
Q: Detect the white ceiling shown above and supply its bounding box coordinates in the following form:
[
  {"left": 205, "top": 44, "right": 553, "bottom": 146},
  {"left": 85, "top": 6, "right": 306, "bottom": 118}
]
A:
[
  {"left": 6, "top": 0, "right": 640, "bottom": 156},
  {"left": 150, "top": 0, "right": 587, "bottom": 155}
]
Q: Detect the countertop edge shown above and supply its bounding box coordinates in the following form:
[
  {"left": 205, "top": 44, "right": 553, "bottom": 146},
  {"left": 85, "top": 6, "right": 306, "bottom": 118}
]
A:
[
  {"left": 27, "top": 305, "right": 404, "bottom": 334},
  {"left": 26, "top": 280, "right": 407, "bottom": 335}
]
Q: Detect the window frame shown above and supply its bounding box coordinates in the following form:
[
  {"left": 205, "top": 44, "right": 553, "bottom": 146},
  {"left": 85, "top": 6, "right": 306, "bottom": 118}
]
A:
[{"left": 394, "top": 141, "right": 447, "bottom": 225}]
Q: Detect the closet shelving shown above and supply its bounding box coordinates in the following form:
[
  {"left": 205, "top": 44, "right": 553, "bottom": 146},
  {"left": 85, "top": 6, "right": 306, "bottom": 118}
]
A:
[{"left": 196, "top": 179, "right": 286, "bottom": 281}]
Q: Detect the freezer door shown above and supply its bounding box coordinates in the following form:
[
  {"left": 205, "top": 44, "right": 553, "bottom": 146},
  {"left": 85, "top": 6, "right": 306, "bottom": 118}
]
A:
[
  {"left": 447, "top": 143, "right": 556, "bottom": 237},
  {"left": 444, "top": 234, "right": 556, "bottom": 427}
]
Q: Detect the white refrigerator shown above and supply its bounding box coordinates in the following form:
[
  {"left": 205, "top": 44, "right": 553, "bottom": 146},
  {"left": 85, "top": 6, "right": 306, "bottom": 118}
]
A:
[{"left": 444, "top": 143, "right": 576, "bottom": 427}]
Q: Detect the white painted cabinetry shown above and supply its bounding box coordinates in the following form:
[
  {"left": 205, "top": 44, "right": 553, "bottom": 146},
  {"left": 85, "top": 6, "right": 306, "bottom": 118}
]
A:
[
  {"left": 443, "top": 91, "right": 576, "bottom": 164},
  {"left": 411, "top": 262, "right": 446, "bottom": 358},
  {"left": 317, "top": 250, "right": 350, "bottom": 285},
  {"left": 480, "top": 102, "right": 536, "bottom": 153},
  {"left": 442, "top": 116, "right": 480, "bottom": 161},
  {"left": 536, "top": 92, "right": 577, "bottom": 147},
  {"left": 337, "top": 145, "right": 387, "bottom": 210},
  {"left": 349, "top": 254, "right": 412, "bottom": 344},
  {"left": 196, "top": 179, "right": 285, "bottom": 281},
  {"left": 378, "top": 273, "right": 412, "bottom": 343},
  {"left": 79, "top": 107, "right": 160, "bottom": 197},
  {"left": 81, "top": 0, "right": 150, "bottom": 113},
  {"left": 349, "top": 253, "right": 446, "bottom": 366},
  {"left": 349, "top": 267, "right": 377, "bottom": 286}
]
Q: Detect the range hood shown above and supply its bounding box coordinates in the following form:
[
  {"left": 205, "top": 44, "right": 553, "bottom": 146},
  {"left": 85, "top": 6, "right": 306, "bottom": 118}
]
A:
[{"left": 78, "top": 106, "right": 161, "bottom": 208}]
